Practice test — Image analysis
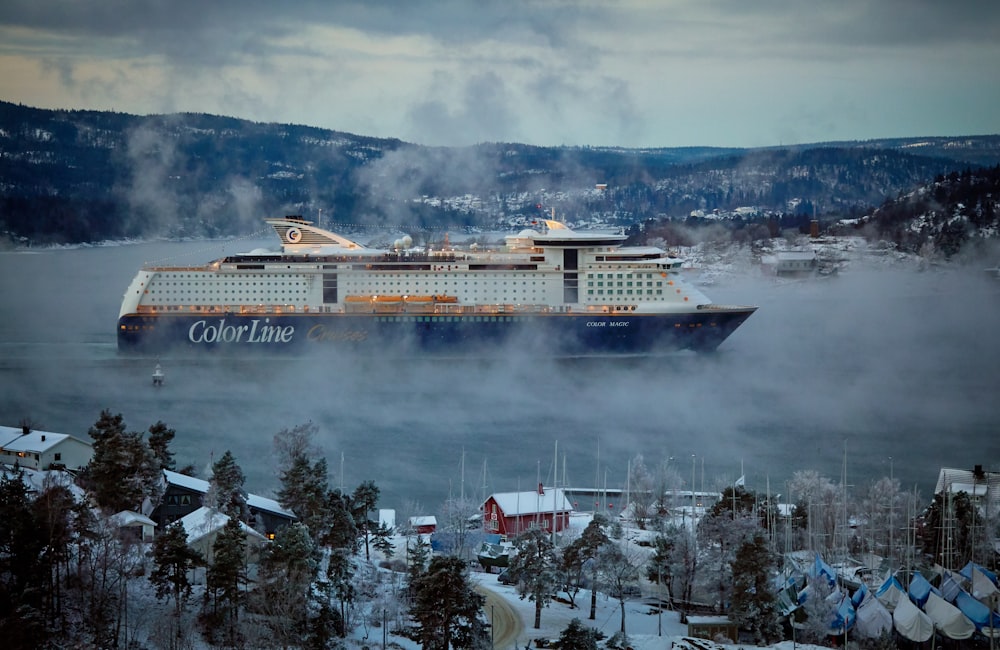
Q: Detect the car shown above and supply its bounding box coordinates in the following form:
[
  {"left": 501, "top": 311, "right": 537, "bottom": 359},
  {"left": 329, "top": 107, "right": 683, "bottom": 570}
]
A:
[{"left": 497, "top": 570, "right": 514, "bottom": 585}]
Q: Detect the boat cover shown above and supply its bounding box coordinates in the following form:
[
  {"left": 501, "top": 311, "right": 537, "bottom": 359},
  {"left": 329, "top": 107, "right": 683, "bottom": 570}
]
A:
[
  {"left": 955, "top": 590, "right": 1000, "bottom": 632},
  {"left": 875, "top": 575, "right": 906, "bottom": 612},
  {"left": 961, "top": 561, "right": 998, "bottom": 585},
  {"left": 809, "top": 553, "right": 837, "bottom": 586},
  {"left": 851, "top": 581, "right": 868, "bottom": 608},
  {"left": 854, "top": 591, "right": 893, "bottom": 639},
  {"left": 924, "top": 592, "right": 975, "bottom": 640},
  {"left": 972, "top": 565, "right": 1000, "bottom": 602},
  {"left": 908, "top": 572, "right": 938, "bottom": 608},
  {"left": 828, "top": 592, "right": 856, "bottom": 636},
  {"left": 939, "top": 571, "right": 963, "bottom": 602},
  {"left": 892, "top": 593, "right": 934, "bottom": 642}
]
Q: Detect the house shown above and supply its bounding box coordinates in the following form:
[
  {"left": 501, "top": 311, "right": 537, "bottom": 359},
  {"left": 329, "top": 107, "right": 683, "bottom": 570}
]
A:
[
  {"left": 152, "top": 469, "right": 296, "bottom": 539},
  {"left": 174, "top": 506, "right": 268, "bottom": 563},
  {"left": 935, "top": 465, "right": 1000, "bottom": 516},
  {"left": 0, "top": 425, "right": 93, "bottom": 471},
  {"left": 111, "top": 510, "right": 157, "bottom": 542},
  {"left": 409, "top": 515, "right": 437, "bottom": 535},
  {"left": 761, "top": 250, "right": 818, "bottom": 276},
  {"left": 481, "top": 485, "right": 573, "bottom": 537}
]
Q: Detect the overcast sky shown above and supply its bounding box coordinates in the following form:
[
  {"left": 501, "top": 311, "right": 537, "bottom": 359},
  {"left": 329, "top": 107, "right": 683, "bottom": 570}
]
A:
[{"left": 1, "top": 1, "right": 999, "bottom": 148}]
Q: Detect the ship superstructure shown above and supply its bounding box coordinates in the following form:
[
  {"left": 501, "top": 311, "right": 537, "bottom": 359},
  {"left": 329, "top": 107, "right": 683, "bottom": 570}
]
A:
[{"left": 117, "top": 216, "right": 756, "bottom": 354}]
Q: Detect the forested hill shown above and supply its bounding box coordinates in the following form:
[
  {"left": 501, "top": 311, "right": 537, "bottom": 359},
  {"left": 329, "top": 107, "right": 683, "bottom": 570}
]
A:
[{"left": 1, "top": 100, "right": 999, "bottom": 249}]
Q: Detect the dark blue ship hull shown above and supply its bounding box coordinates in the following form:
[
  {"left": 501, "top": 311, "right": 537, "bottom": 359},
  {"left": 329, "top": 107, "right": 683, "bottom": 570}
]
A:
[{"left": 118, "top": 308, "right": 755, "bottom": 356}]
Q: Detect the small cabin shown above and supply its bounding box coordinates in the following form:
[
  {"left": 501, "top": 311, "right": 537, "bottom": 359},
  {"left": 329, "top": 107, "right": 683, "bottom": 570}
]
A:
[{"left": 409, "top": 515, "right": 437, "bottom": 535}]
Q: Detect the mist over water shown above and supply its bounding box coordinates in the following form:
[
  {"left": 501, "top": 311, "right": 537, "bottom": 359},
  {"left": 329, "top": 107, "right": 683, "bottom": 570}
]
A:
[{"left": 1, "top": 239, "right": 998, "bottom": 512}]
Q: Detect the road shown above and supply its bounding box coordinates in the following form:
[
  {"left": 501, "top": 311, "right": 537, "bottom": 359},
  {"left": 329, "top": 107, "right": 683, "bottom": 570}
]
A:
[{"left": 479, "top": 585, "right": 524, "bottom": 649}]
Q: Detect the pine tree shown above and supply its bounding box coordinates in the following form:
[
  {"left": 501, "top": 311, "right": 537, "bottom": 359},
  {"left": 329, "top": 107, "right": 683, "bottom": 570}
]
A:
[
  {"left": 147, "top": 420, "right": 176, "bottom": 471},
  {"left": 562, "top": 514, "right": 610, "bottom": 617},
  {"left": 256, "top": 522, "right": 317, "bottom": 646},
  {"left": 0, "top": 471, "right": 48, "bottom": 646},
  {"left": 352, "top": 480, "right": 380, "bottom": 562},
  {"left": 557, "top": 618, "right": 600, "bottom": 650},
  {"left": 149, "top": 521, "right": 204, "bottom": 623},
  {"left": 84, "top": 411, "right": 161, "bottom": 513},
  {"left": 277, "top": 454, "right": 330, "bottom": 542},
  {"left": 204, "top": 517, "right": 247, "bottom": 646},
  {"left": 206, "top": 450, "right": 248, "bottom": 521},
  {"left": 507, "top": 528, "right": 559, "bottom": 629},
  {"left": 729, "top": 531, "right": 782, "bottom": 644},
  {"left": 410, "top": 555, "right": 487, "bottom": 650}
]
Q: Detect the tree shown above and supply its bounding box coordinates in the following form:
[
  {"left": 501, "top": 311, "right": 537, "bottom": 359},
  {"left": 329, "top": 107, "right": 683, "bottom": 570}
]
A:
[
  {"left": 410, "top": 555, "right": 487, "bottom": 650},
  {"left": 561, "top": 514, "right": 610, "bottom": 618},
  {"left": 0, "top": 471, "right": 47, "bottom": 646},
  {"left": 626, "top": 454, "right": 656, "bottom": 529},
  {"left": 557, "top": 618, "right": 600, "bottom": 650},
  {"left": 205, "top": 450, "right": 248, "bottom": 521},
  {"left": 149, "top": 521, "right": 204, "bottom": 635},
  {"left": 277, "top": 453, "right": 330, "bottom": 543},
  {"left": 595, "top": 542, "right": 642, "bottom": 635},
  {"left": 352, "top": 480, "right": 380, "bottom": 562},
  {"left": 203, "top": 517, "right": 247, "bottom": 646},
  {"left": 729, "top": 531, "right": 782, "bottom": 644},
  {"left": 147, "top": 420, "right": 176, "bottom": 470},
  {"left": 254, "top": 522, "right": 317, "bottom": 647},
  {"left": 696, "top": 510, "right": 759, "bottom": 612},
  {"left": 506, "top": 528, "right": 558, "bottom": 629},
  {"left": 85, "top": 410, "right": 161, "bottom": 513}
]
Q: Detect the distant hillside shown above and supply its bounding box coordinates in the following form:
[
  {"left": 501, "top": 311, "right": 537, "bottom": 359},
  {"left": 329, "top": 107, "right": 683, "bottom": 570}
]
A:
[{"left": 1, "top": 100, "right": 999, "bottom": 249}]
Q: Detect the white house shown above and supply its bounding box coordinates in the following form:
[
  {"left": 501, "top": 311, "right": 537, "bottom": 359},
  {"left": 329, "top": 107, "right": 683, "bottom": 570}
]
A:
[
  {"left": 175, "top": 506, "right": 268, "bottom": 563},
  {"left": 0, "top": 425, "right": 93, "bottom": 471}
]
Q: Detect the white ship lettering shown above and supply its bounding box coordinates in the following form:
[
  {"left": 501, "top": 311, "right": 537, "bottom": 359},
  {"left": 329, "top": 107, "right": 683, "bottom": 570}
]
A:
[
  {"left": 586, "top": 321, "right": 630, "bottom": 327},
  {"left": 188, "top": 318, "right": 294, "bottom": 344}
]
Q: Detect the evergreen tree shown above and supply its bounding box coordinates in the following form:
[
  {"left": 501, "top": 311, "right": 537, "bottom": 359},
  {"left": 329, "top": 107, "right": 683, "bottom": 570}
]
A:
[
  {"left": 204, "top": 517, "right": 247, "bottom": 646},
  {"left": 352, "top": 480, "right": 380, "bottom": 562},
  {"left": 206, "top": 450, "right": 248, "bottom": 521},
  {"left": 324, "top": 488, "right": 358, "bottom": 553},
  {"left": 0, "top": 471, "right": 47, "bottom": 647},
  {"left": 147, "top": 420, "right": 176, "bottom": 471},
  {"left": 256, "top": 522, "right": 317, "bottom": 646},
  {"left": 562, "top": 514, "right": 610, "bottom": 617},
  {"left": 149, "top": 521, "right": 204, "bottom": 625},
  {"left": 277, "top": 453, "right": 330, "bottom": 543},
  {"left": 507, "top": 528, "right": 558, "bottom": 629},
  {"left": 84, "top": 410, "right": 162, "bottom": 513},
  {"left": 729, "top": 531, "right": 782, "bottom": 644},
  {"left": 410, "top": 555, "right": 487, "bottom": 650},
  {"left": 371, "top": 520, "right": 395, "bottom": 558},
  {"left": 557, "top": 618, "right": 600, "bottom": 650}
]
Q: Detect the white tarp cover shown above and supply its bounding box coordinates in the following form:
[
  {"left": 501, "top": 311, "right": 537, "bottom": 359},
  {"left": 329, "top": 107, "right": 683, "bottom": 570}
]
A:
[
  {"left": 875, "top": 575, "right": 906, "bottom": 612},
  {"left": 972, "top": 566, "right": 1000, "bottom": 601},
  {"left": 893, "top": 595, "right": 934, "bottom": 642},
  {"left": 854, "top": 592, "right": 893, "bottom": 639},
  {"left": 924, "top": 592, "right": 975, "bottom": 640}
]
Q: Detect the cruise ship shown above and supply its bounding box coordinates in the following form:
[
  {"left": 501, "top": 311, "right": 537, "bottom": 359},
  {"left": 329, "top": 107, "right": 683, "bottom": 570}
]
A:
[{"left": 117, "top": 216, "right": 757, "bottom": 355}]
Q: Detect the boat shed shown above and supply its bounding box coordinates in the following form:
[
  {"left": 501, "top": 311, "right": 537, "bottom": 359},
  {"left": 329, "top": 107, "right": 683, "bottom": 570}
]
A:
[
  {"left": 153, "top": 469, "right": 296, "bottom": 539},
  {"left": 481, "top": 485, "right": 573, "bottom": 537},
  {"left": 0, "top": 425, "right": 93, "bottom": 471}
]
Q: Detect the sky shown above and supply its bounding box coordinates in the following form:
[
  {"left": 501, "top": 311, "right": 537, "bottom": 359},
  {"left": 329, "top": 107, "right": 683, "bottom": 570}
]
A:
[{"left": 1, "top": 0, "right": 999, "bottom": 149}]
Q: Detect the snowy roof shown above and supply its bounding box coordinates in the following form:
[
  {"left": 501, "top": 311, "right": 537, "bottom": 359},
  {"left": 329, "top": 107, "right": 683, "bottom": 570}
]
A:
[
  {"left": 409, "top": 515, "right": 437, "bottom": 527},
  {"left": 0, "top": 425, "right": 90, "bottom": 453},
  {"left": 163, "top": 469, "right": 295, "bottom": 518},
  {"left": 111, "top": 510, "right": 157, "bottom": 528},
  {"left": 935, "top": 467, "right": 1000, "bottom": 514},
  {"left": 176, "top": 506, "right": 267, "bottom": 544},
  {"left": 0, "top": 464, "right": 86, "bottom": 499},
  {"left": 485, "top": 487, "right": 573, "bottom": 516}
]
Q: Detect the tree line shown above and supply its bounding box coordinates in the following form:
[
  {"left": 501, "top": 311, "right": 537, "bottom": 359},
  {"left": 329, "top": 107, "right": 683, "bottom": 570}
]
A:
[{"left": 2, "top": 414, "right": 996, "bottom": 648}]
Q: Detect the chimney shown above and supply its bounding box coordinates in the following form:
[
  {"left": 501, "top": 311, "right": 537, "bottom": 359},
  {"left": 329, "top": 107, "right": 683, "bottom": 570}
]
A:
[
  {"left": 41, "top": 434, "right": 46, "bottom": 442},
  {"left": 22, "top": 424, "right": 30, "bottom": 434},
  {"left": 538, "top": 483, "right": 544, "bottom": 495},
  {"left": 974, "top": 464, "right": 986, "bottom": 479}
]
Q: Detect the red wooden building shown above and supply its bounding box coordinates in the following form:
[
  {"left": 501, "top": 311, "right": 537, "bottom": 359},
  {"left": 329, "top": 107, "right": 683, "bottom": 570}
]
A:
[{"left": 481, "top": 485, "right": 573, "bottom": 537}]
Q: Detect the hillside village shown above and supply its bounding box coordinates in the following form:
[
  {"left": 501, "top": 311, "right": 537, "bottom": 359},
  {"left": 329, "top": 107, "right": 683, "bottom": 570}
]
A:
[{"left": 3, "top": 418, "right": 1000, "bottom": 649}]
